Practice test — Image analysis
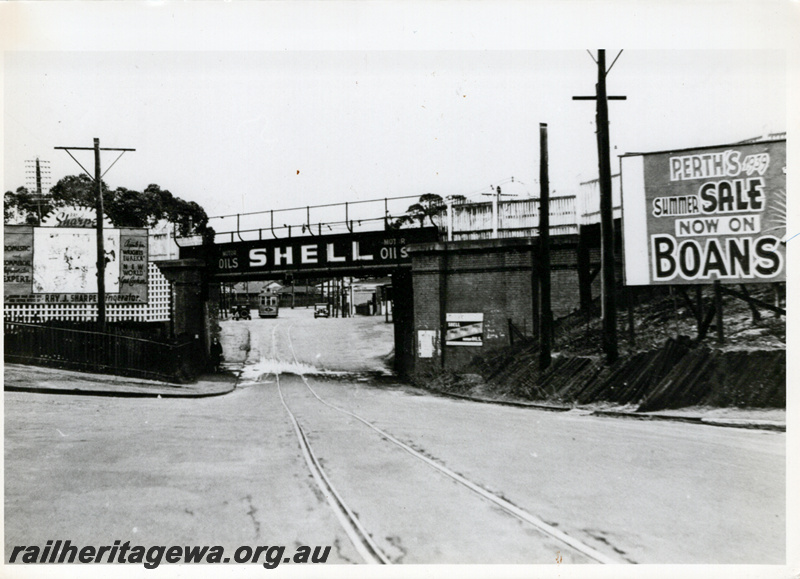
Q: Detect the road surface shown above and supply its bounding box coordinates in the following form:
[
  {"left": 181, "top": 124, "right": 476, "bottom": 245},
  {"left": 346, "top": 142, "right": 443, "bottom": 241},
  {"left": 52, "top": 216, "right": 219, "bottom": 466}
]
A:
[{"left": 4, "top": 306, "right": 785, "bottom": 565}]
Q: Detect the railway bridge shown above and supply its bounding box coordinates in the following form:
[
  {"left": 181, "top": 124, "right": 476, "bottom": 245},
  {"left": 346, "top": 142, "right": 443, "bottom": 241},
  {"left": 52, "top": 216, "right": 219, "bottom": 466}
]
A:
[{"left": 160, "top": 195, "right": 607, "bottom": 377}]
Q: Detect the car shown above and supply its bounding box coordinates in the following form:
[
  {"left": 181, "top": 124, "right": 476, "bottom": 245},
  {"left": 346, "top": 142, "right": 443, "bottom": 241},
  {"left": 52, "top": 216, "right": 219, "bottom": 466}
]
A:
[{"left": 314, "top": 303, "right": 330, "bottom": 318}]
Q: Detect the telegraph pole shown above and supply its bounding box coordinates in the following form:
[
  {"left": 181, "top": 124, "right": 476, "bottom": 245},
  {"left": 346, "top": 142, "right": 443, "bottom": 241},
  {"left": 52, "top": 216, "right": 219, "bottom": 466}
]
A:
[
  {"left": 573, "top": 49, "right": 625, "bottom": 364},
  {"left": 538, "top": 123, "right": 552, "bottom": 370},
  {"left": 35, "top": 158, "right": 45, "bottom": 222},
  {"left": 25, "top": 157, "right": 51, "bottom": 224},
  {"left": 55, "top": 139, "right": 135, "bottom": 333}
]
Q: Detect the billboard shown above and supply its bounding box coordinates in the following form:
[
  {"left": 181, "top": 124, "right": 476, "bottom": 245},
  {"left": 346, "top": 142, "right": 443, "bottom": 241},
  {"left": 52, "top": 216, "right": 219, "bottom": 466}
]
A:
[
  {"left": 620, "top": 140, "right": 786, "bottom": 285},
  {"left": 4, "top": 224, "right": 149, "bottom": 304},
  {"left": 445, "top": 313, "right": 484, "bottom": 347}
]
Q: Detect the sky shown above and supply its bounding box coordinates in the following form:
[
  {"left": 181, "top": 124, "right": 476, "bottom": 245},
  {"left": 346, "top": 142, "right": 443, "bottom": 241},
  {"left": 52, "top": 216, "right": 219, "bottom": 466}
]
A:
[{"left": 2, "top": 3, "right": 794, "bottom": 235}]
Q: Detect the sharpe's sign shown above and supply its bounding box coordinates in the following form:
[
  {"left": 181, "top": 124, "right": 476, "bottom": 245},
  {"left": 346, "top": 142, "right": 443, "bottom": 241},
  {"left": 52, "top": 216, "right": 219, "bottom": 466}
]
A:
[
  {"left": 183, "top": 228, "right": 439, "bottom": 278},
  {"left": 40, "top": 206, "right": 115, "bottom": 229},
  {"left": 620, "top": 140, "right": 786, "bottom": 285}
]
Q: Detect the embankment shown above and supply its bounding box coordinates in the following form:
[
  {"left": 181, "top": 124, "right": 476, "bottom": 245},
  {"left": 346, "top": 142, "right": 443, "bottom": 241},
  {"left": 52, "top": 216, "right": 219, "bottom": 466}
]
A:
[{"left": 428, "top": 337, "right": 785, "bottom": 412}]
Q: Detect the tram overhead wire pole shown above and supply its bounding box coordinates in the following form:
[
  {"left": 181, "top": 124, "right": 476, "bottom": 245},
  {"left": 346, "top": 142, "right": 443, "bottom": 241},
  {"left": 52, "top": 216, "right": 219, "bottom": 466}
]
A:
[
  {"left": 481, "top": 184, "right": 516, "bottom": 238},
  {"left": 538, "top": 123, "right": 552, "bottom": 370},
  {"left": 55, "top": 138, "right": 135, "bottom": 333},
  {"left": 573, "top": 49, "right": 626, "bottom": 364}
]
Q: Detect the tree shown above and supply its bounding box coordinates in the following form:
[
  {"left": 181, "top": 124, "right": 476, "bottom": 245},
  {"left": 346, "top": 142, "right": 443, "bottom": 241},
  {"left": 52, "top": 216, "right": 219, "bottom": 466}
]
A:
[
  {"left": 4, "top": 187, "right": 46, "bottom": 225},
  {"left": 105, "top": 186, "right": 157, "bottom": 228},
  {"left": 406, "top": 193, "right": 445, "bottom": 227},
  {"left": 49, "top": 174, "right": 111, "bottom": 208},
  {"left": 4, "top": 175, "right": 212, "bottom": 238},
  {"left": 388, "top": 193, "right": 466, "bottom": 229}
]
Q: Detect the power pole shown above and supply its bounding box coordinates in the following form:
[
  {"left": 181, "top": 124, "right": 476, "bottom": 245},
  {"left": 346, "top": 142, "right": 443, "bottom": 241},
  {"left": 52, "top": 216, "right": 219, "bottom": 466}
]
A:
[
  {"left": 573, "top": 49, "right": 626, "bottom": 364},
  {"left": 55, "top": 138, "right": 135, "bottom": 333},
  {"left": 92, "top": 140, "right": 106, "bottom": 332},
  {"left": 538, "top": 123, "right": 552, "bottom": 370}
]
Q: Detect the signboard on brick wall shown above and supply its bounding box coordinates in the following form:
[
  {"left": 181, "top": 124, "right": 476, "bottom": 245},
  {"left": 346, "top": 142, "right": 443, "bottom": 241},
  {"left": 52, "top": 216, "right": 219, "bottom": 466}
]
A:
[
  {"left": 417, "top": 330, "right": 437, "bottom": 358},
  {"left": 445, "top": 313, "right": 484, "bottom": 346},
  {"left": 620, "top": 139, "right": 786, "bottom": 285},
  {"left": 3, "top": 224, "right": 149, "bottom": 304}
]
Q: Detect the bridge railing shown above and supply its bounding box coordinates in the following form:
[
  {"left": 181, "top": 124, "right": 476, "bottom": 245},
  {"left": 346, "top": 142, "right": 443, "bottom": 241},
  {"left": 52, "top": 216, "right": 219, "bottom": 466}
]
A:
[
  {"left": 178, "top": 195, "right": 425, "bottom": 246},
  {"left": 178, "top": 192, "right": 590, "bottom": 247}
]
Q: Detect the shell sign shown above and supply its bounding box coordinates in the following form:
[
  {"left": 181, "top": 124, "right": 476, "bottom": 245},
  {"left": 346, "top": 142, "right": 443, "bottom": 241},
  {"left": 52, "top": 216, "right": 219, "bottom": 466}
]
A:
[{"left": 620, "top": 139, "right": 786, "bottom": 285}]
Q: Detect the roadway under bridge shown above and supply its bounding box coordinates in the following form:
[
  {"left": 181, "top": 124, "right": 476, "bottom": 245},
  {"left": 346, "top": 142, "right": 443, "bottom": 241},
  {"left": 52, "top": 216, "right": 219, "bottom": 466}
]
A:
[{"left": 178, "top": 227, "right": 440, "bottom": 376}]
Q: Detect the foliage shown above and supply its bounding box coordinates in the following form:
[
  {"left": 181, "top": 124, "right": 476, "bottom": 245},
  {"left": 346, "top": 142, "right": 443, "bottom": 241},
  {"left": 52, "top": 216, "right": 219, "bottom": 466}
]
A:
[
  {"left": 388, "top": 193, "right": 466, "bottom": 229},
  {"left": 4, "top": 175, "right": 211, "bottom": 237},
  {"left": 49, "top": 174, "right": 110, "bottom": 209},
  {"left": 4, "top": 187, "right": 44, "bottom": 225}
]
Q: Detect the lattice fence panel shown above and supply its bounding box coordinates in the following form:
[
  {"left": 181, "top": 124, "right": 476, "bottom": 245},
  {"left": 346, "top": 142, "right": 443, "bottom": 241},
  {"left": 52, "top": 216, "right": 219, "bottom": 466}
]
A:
[{"left": 4, "top": 262, "right": 171, "bottom": 323}]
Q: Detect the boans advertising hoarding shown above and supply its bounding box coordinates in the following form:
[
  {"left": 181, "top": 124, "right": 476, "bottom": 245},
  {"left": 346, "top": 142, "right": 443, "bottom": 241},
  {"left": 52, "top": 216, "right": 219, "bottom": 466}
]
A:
[
  {"left": 4, "top": 207, "right": 149, "bottom": 304},
  {"left": 620, "top": 140, "right": 786, "bottom": 286}
]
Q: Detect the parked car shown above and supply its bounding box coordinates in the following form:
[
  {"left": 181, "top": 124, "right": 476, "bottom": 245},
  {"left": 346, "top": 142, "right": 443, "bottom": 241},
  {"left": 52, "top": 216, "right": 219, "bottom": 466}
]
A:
[
  {"left": 314, "top": 303, "right": 330, "bottom": 318},
  {"left": 232, "top": 305, "right": 251, "bottom": 320}
]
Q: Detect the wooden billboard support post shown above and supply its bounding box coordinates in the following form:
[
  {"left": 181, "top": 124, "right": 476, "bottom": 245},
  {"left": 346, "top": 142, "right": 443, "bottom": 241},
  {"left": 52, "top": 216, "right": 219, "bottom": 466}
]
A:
[{"left": 714, "top": 280, "right": 725, "bottom": 344}]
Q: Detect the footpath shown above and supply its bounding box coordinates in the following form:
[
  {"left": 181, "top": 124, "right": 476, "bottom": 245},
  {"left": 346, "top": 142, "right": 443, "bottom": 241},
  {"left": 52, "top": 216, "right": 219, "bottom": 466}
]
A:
[
  {"left": 4, "top": 364, "right": 786, "bottom": 430},
  {"left": 3, "top": 362, "right": 243, "bottom": 398},
  {"left": 430, "top": 389, "right": 787, "bottom": 432}
]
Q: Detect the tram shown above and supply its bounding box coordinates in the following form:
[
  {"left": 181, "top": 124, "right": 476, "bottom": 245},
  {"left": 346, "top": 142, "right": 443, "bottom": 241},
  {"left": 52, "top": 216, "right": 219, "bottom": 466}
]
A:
[{"left": 258, "top": 287, "right": 280, "bottom": 318}]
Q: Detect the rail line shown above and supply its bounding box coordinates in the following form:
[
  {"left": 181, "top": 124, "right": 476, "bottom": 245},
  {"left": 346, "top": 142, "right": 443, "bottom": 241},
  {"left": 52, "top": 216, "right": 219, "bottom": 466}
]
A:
[{"left": 276, "top": 324, "right": 620, "bottom": 565}]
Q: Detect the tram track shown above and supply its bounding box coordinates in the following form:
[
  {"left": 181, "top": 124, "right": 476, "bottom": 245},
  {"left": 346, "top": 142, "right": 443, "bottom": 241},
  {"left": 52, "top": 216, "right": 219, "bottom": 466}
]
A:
[
  {"left": 276, "top": 373, "right": 392, "bottom": 564},
  {"left": 273, "top": 324, "right": 623, "bottom": 565},
  {"left": 261, "top": 321, "right": 391, "bottom": 563}
]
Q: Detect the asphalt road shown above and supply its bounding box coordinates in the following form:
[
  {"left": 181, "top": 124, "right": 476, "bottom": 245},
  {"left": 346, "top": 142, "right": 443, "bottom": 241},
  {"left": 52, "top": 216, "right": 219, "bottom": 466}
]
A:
[{"left": 4, "top": 306, "right": 786, "bottom": 566}]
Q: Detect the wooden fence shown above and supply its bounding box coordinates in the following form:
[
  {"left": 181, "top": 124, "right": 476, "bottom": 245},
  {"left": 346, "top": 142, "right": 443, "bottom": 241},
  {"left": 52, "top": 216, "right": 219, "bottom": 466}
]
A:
[{"left": 4, "top": 321, "right": 198, "bottom": 383}]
